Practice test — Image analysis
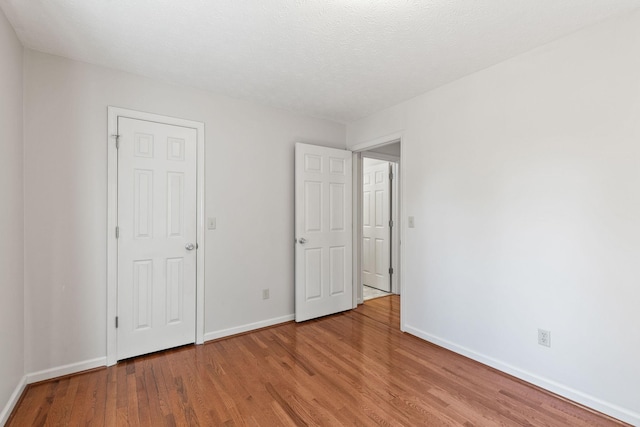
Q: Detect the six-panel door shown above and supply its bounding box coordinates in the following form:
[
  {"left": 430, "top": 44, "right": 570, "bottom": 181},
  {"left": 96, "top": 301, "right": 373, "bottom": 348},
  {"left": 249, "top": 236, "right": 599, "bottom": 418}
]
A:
[
  {"left": 117, "top": 117, "right": 197, "bottom": 360},
  {"left": 295, "top": 143, "right": 353, "bottom": 322},
  {"left": 362, "top": 159, "right": 391, "bottom": 292}
]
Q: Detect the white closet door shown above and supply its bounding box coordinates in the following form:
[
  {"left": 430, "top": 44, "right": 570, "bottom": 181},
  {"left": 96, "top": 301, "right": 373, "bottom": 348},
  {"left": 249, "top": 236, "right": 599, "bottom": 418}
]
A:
[{"left": 117, "top": 117, "right": 197, "bottom": 360}]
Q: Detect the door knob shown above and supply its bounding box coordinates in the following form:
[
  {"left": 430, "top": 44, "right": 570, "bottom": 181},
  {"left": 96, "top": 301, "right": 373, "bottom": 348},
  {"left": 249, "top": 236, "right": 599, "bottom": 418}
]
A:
[
  {"left": 298, "top": 238, "right": 307, "bottom": 244},
  {"left": 185, "top": 243, "right": 195, "bottom": 251}
]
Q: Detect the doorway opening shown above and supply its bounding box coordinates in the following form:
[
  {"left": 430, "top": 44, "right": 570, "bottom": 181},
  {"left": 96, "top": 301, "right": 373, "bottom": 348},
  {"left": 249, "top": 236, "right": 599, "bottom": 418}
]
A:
[
  {"left": 352, "top": 138, "right": 402, "bottom": 329},
  {"left": 362, "top": 157, "right": 397, "bottom": 299}
]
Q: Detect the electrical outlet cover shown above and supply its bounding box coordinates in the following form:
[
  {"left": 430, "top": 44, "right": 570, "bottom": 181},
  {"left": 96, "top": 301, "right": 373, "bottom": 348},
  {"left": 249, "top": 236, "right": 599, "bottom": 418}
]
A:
[{"left": 538, "top": 329, "right": 551, "bottom": 347}]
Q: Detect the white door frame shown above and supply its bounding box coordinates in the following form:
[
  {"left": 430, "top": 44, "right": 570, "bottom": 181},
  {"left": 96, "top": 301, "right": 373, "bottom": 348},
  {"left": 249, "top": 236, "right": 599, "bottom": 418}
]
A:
[
  {"left": 351, "top": 132, "right": 404, "bottom": 331},
  {"left": 391, "top": 162, "right": 400, "bottom": 295},
  {"left": 361, "top": 157, "right": 396, "bottom": 293},
  {"left": 106, "top": 106, "right": 206, "bottom": 366}
]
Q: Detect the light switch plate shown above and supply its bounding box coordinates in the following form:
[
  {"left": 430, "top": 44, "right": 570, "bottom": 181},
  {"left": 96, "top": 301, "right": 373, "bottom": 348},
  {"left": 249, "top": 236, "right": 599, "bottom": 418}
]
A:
[
  {"left": 408, "top": 216, "right": 415, "bottom": 228},
  {"left": 207, "top": 217, "right": 216, "bottom": 230}
]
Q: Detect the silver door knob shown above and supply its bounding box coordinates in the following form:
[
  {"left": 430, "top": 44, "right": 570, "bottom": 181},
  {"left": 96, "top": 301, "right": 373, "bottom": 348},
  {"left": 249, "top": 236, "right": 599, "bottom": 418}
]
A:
[
  {"left": 298, "top": 238, "right": 307, "bottom": 244},
  {"left": 185, "top": 243, "right": 195, "bottom": 251}
]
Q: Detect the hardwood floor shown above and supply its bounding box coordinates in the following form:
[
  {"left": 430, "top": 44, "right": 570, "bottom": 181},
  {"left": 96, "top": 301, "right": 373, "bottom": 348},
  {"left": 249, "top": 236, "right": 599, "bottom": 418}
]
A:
[{"left": 8, "top": 296, "right": 627, "bottom": 426}]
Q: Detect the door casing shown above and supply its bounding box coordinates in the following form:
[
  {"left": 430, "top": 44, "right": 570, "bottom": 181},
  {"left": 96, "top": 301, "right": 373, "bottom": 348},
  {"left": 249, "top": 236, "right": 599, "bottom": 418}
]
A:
[
  {"left": 360, "top": 156, "right": 400, "bottom": 296},
  {"left": 107, "top": 106, "right": 206, "bottom": 366}
]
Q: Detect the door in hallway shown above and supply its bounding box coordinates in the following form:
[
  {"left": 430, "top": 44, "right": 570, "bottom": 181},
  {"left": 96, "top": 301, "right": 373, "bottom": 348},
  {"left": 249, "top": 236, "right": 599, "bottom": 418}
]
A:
[{"left": 362, "top": 158, "right": 391, "bottom": 292}]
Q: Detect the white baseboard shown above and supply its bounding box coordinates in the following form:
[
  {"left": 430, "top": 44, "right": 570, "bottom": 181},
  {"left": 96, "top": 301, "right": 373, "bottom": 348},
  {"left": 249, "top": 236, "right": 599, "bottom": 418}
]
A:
[
  {"left": 403, "top": 325, "right": 640, "bottom": 426},
  {"left": 0, "top": 376, "right": 27, "bottom": 426},
  {"left": 204, "top": 314, "right": 295, "bottom": 342},
  {"left": 25, "top": 357, "right": 107, "bottom": 385}
]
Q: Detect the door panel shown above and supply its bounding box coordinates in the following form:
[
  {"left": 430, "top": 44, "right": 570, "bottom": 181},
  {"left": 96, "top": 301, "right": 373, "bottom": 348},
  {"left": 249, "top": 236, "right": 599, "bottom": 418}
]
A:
[
  {"left": 329, "top": 246, "right": 347, "bottom": 296},
  {"left": 133, "top": 260, "right": 153, "bottom": 329},
  {"left": 295, "top": 143, "right": 352, "bottom": 322},
  {"left": 117, "top": 117, "right": 197, "bottom": 360},
  {"left": 362, "top": 159, "right": 391, "bottom": 292}
]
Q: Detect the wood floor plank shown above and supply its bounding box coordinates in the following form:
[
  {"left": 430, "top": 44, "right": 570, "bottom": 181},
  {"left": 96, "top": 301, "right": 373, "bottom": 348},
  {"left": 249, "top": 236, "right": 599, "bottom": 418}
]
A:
[{"left": 7, "top": 296, "right": 630, "bottom": 426}]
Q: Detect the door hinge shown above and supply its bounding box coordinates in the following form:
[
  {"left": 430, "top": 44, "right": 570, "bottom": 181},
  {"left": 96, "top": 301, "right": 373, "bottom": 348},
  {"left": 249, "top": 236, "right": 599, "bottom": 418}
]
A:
[
  {"left": 115, "top": 226, "right": 119, "bottom": 238},
  {"left": 112, "top": 134, "right": 120, "bottom": 149},
  {"left": 115, "top": 316, "right": 119, "bottom": 328},
  {"left": 389, "top": 267, "right": 394, "bottom": 275},
  {"left": 389, "top": 172, "right": 394, "bottom": 180},
  {"left": 389, "top": 220, "right": 393, "bottom": 228}
]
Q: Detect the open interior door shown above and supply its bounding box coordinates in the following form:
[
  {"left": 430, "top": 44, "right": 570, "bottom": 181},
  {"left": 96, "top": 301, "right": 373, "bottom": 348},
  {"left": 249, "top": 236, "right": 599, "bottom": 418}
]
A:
[{"left": 295, "top": 143, "right": 352, "bottom": 322}]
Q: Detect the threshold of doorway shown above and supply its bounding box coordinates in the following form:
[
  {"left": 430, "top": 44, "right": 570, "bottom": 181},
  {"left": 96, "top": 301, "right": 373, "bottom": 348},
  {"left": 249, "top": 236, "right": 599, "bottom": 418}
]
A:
[{"left": 363, "top": 285, "right": 392, "bottom": 301}]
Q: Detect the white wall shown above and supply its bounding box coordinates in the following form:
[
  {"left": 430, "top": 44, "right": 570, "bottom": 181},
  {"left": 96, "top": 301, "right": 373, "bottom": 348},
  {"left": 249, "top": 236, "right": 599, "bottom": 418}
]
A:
[
  {"left": 347, "top": 9, "right": 640, "bottom": 425},
  {"left": 363, "top": 158, "right": 387, "bottom": 168},
  {"left": 366, "top": 141, "right": 400, "bottom": 158},
  {"left": 23, "top": 50, "right": 345, "bottom": 374},
  {"left": 0, "top": 7, "right": 25, "bottom": 423}
]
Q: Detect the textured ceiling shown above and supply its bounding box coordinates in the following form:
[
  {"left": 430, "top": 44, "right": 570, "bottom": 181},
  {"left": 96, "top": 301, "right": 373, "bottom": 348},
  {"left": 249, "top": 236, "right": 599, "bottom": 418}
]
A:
[{"left": 2, "top": 1, "right": 640, "bottom": 122}]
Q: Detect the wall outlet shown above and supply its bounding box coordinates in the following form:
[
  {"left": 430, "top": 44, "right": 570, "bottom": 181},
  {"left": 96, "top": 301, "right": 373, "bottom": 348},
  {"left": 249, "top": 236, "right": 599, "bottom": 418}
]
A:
[
  {"left": 538, "top": 329, "right": 551, "bottom": 347},
  {"left": 262, "top": 289, "right": 270, "bottom": 300}
]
